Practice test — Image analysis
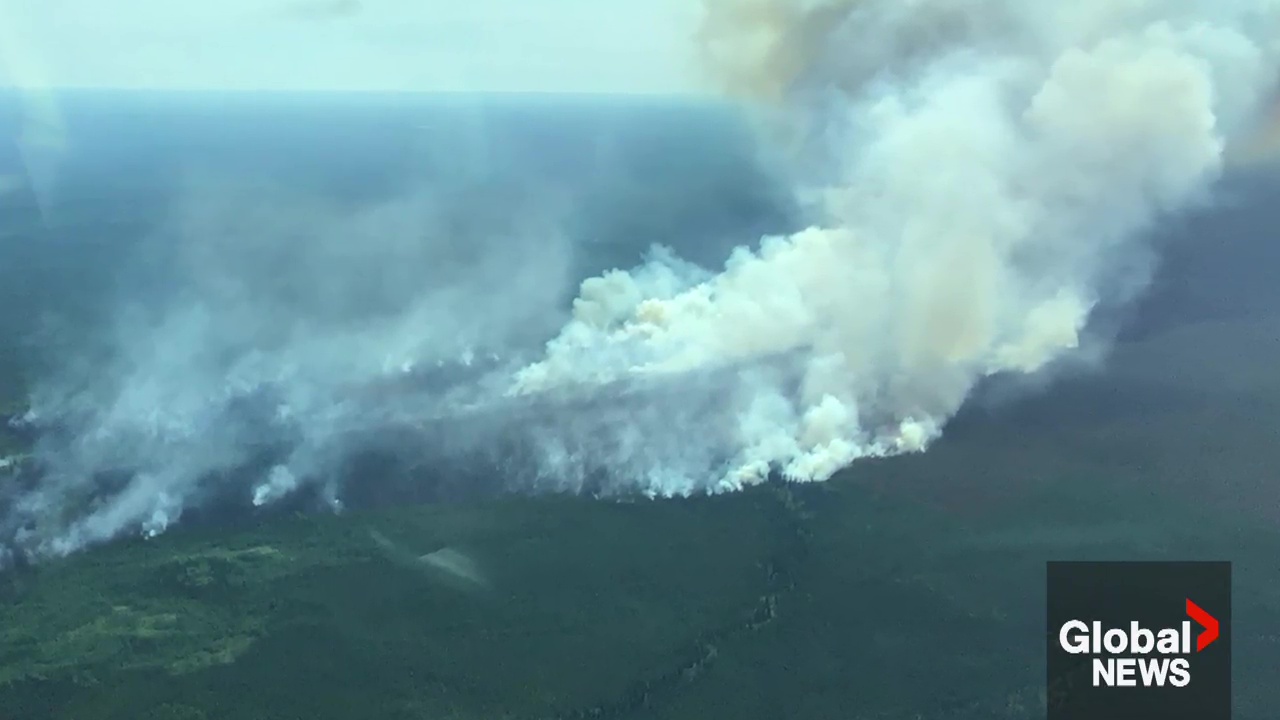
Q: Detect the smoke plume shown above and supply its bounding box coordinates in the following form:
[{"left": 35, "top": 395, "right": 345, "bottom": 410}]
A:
[
  {"left": 3, "top": 170, "right": 579, "bottom": 558},
  {"left": 509, "top": 0, "right": 1280, "bottom": 490},
  {"left": 5, "top": 0, "right": 1280, "bottom": 560}
]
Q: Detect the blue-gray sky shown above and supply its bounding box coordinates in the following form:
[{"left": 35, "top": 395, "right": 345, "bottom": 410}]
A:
[{"left": 0, "top": 0, "right": 706, "bottom": 93}]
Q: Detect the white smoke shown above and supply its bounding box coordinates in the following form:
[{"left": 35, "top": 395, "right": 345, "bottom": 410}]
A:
[
  {"left": 506, "top": 0, "right": 1280, "bottom": 491},
  {"left": 4, "top": 170, "right": 579, "bottom": 558},
  {"left": 5, "top": 0, "right": 1280, "bottom": 560}
]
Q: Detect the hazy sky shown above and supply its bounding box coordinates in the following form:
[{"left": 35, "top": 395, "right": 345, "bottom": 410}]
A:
[{"left": 0, "top": 0, "right": 707, "bottom": 93}]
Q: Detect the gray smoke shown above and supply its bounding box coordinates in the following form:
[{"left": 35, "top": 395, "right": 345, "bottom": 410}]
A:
[
  {"left": 6, "top": 0, "right": 1280, "bottom": 560},
  {"left": 5, "top": 170, "right": 577, "bottom": 557}
]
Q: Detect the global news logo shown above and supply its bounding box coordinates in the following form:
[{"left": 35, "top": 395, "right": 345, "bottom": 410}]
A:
[
  {"left": 1046, "top": 561, "right": 1230, "bottom": 720},
  {"left": 1056, "top": 598, "right": 1220, "bottom": 688}
]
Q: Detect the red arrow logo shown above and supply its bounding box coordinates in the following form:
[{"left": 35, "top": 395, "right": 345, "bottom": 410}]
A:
[{"left": 1186, "top": 598, "right": 1219, "bottom": 652}]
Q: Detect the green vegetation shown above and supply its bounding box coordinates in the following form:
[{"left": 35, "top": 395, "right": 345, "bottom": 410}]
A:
[{"left": 0, "top": 315, "right": 1278, "bottom": 719}]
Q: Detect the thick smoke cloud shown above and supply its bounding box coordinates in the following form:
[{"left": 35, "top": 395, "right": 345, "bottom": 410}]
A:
[
  {"left": 5, "top": 0, "right": 1280, "bottom": 560},
  {"left": 510, "top": 0, "right": 1280, "bottom": 489}
]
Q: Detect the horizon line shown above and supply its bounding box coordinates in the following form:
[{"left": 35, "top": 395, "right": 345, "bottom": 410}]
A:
[{"left": 0, "top": 85, "right": 716, "bottom": 98}]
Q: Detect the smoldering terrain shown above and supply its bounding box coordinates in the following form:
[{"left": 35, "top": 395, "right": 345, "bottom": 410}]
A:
[
  {"left": 0, "top": 89, "right": 803, "bottom": 556},
  {"left": 5, "top": 0, "right": 1280, "bottom": 565}
]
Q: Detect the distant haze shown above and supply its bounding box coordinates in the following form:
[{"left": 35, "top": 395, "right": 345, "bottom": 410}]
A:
[{"left": 0, "top": 0, "right": 704, "bottom": 94}]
